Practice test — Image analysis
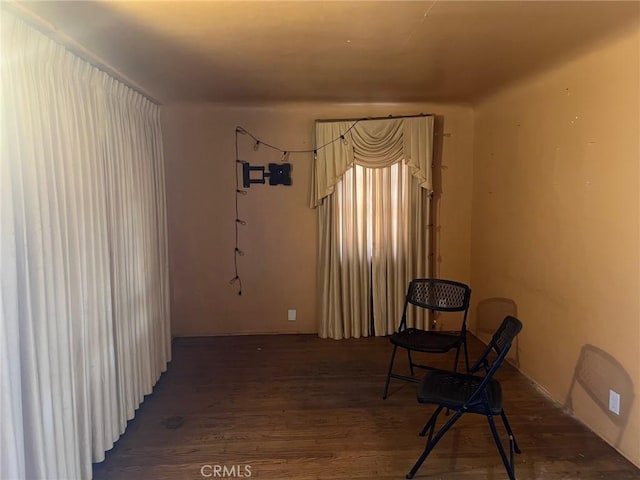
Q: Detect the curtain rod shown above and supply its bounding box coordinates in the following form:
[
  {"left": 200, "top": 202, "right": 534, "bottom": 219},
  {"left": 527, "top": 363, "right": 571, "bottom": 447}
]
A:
[
  {"left": 315, "top": 113, "right": 434, "bottom": 123},
  {"left": 4, "top": 1, "right": 162, "bottom": 106}
]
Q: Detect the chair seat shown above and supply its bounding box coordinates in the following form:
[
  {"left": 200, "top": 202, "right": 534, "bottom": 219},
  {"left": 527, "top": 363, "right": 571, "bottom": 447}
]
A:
[
  {"left": 390, "top": 328, "right": 461, "bottom": 353},
  {"left": 417, "top": 370, "right": 503, "bottom": 414}
]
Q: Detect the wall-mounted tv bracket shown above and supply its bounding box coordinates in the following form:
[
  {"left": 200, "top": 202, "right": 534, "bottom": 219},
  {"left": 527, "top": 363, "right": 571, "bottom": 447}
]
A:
[{"left": 242, "top": 162, "right": 292, "bottom": 188}]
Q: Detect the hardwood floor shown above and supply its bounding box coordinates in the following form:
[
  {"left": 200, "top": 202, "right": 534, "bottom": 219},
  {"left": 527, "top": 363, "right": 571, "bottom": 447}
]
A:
[{"left": 93, "top": 334, "right": 639, "bottom": 479}]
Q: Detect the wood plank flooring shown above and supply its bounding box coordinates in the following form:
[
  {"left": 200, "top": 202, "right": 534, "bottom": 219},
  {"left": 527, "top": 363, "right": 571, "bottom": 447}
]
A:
[{"left": 92, "top": 334, "right": 639, "bottom": 479}]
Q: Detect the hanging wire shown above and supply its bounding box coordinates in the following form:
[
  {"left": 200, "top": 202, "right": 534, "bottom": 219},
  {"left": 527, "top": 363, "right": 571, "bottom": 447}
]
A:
[
  {"left": 232, "top": 116, "right": 413, "bottom": 295},
  {"left": 230, "top": 131, "right": 245, "bottom": 295},
  {"left": 236, "top": 119, "right": 362, "bottom": 155}
]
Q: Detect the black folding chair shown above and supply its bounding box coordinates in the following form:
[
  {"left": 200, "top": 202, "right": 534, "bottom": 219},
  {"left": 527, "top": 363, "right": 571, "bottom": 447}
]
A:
[
  {"left": 406, "top": 315, "right": 523, "bottom": 479},
  {"left": 383, "top": 279, "right": 471, "bottom": 399}
]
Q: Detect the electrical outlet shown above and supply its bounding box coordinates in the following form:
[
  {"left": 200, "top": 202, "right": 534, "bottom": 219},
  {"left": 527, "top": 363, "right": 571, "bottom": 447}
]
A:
[
  {"left": 609, "top": 389, "right": 620, "bottom": 415},
  {"left": 288, "top": 309, "right": 296, "bottom": 321}
]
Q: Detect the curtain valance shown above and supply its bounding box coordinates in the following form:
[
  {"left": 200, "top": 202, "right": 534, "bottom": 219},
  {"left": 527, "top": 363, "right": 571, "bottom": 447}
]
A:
[{"left": 311, "top": 115, "right": 434, "bottom": 206}]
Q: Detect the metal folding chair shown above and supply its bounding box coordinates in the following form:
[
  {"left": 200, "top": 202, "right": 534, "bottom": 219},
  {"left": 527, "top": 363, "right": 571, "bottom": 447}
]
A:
[
  {"left": 406, "top": 316, "right": 523, "bottom": 480},
  {"left": 383, "top": 278, "right": 471, "bottom": 399}
]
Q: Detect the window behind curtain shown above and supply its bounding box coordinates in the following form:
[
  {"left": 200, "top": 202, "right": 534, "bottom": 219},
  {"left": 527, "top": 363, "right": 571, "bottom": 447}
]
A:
[{"left": 335, "top": 160, "right": 426, "bottom": 335}]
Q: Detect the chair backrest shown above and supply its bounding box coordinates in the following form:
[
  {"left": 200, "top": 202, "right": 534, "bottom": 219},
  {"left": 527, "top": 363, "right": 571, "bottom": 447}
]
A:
[
  {"left": 472, "top": 315, "right": 523, "bottom": 374},
  {"left": 399, "top": 278, "right": 471, "bottom": 332},
  {"left": 466, "top": 316, "right": 523, "bottom": 407},
  {"left": 491, "top": 315, "right": 523, "bottom": 355},
  {"left": 406, "top": 278, "right": 471, "bottom": 312}
]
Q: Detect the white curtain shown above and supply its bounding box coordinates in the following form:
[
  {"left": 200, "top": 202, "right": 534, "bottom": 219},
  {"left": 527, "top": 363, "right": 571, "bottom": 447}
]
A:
[
  {"left": 1, "top": 12, "right": 170, "bottom": 480},
  {"left": 314, "top": 117, "right": 433, "bottom": 339}
]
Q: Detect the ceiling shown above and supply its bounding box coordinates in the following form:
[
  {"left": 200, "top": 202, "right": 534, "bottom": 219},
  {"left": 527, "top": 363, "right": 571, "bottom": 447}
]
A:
[{"left": 9, "top": 1, "right": 640, "bottom": 105}]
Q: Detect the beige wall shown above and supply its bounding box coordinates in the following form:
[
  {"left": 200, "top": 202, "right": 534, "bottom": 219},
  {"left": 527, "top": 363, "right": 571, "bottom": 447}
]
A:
[
  {"left": 162, "top": 102, "right": 474, "bottom": 336},
  {"left": 471, "top": 27, "right": 640, "bottom": 466}
]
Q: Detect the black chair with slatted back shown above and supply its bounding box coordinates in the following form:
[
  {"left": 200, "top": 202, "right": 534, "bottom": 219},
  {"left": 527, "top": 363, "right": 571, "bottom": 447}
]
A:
[
  {"left": 406, "top": 315, "right": 524, "bottom": 480},
  {"left": 383, "top": 278, "right": 471, "bottom": 399}
]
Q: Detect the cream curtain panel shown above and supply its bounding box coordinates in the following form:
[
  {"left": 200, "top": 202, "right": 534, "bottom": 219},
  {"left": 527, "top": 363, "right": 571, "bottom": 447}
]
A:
[
  {"left": 1, "top": 13, "right": 170, "bottom": 480},
  {"left": 315, "top": 117, "right": 433, "bottom": 339}
]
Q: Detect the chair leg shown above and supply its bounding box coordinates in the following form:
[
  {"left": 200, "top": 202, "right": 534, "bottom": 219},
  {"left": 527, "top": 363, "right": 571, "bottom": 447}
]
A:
[
  {"left": 452, "top": 345, "right": 461, "bottom": 373},
  {"left": 383, "top": 345, "right": 398, "bottom": 399},
  {"left": 462, "top": 339, "right": 470, "bottom": 372},
  {"left": 445, "top": 350, "right": 459, "bottom": 415},
  {"left": 407, "top": 349, "right": 415, "bottom": 376},
  {"left": 419, "top": 405, "right": 444, "bottom": 438},
  {"left": 406, "top": 410, "right": 464, "bottom": 479},
  {"left": 500, "top": 410, "right": 522, "bottom": 454},
  {"left": 487, "top": 414, "right": 517, "bottom": 480}
]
